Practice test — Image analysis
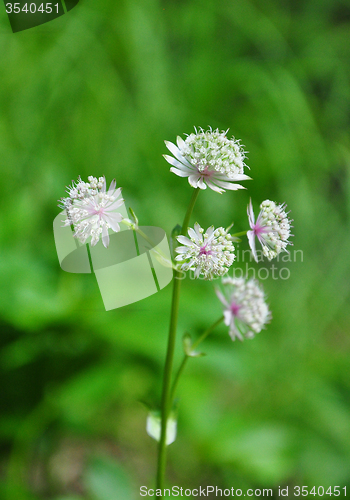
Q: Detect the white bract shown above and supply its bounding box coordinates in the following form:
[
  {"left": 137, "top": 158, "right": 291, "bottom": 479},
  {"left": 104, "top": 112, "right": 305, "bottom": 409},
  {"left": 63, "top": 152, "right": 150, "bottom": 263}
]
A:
[
  {"left": 146, "top": 412, "right": 177, "bottom": 446},
  {"left": 59, "top": 176, "right": 124, "bottom": 248},
  {"left": 164, "top": 127, "right": 251, "bottom": 193},
  {"left": 247, "top": 199, "right": 292, "bottom": 261},
  {"left": 216, "top": 277, "right": 271, "bottom": 341},
  {"left": 176, "top": 223, "right": 235, "bottom": 280}
]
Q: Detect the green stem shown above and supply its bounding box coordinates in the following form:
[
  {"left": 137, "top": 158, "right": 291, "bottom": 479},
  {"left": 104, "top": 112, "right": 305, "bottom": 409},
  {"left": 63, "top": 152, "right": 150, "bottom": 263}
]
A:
[
  {"left": 156, "top": 188, "right": 200, "bottom": 490},
  {"left": 192, "top": 315, "right": 224, "bottom": 350},
  {"left": 169, "top": 316, "right": 224, "bottom": 406},
  {"left": 181, "top": 188, "right": 200, "bottom": 237},
  {"left": 232, "top": 230, "right": 248, "bottom": 237},
  {"left": 169, "top": 356, "right": 188, "bottom": 408}
]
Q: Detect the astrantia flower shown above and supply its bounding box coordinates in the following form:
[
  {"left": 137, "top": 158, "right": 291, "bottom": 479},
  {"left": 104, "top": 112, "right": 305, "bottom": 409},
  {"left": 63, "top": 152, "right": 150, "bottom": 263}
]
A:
[
  {"left": 59, "top": 176, "right": 124, "bottom": 248},
  {"left": 247, "top": 199, "right": 292, "bottom": 262},
  {"left": 216, "top": 277, "right": 271, "bottom": 341},
  {"left": 175, "top": 223, "right": 235, "bottom": 280},
  {"left": 164, "top": 127, "right": 251, "bottom": 193}
]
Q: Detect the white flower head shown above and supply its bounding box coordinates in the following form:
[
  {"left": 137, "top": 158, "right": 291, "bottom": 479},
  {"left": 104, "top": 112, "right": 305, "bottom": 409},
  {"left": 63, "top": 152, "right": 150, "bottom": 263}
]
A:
[
  {"left": 216, "top": 277, "right": 271, "bottom": 341},
  {"left": 247, "top": 199, "right": 293, "bottom": 262},
  {"left": 59, "top": 176, "right": 124, "bottom": 248},
  {"left": 164, "top": 127, "right": 251, "bottom": 193},
  {"left": 175, "top": 223, "right": 235, "bottom": 280}
]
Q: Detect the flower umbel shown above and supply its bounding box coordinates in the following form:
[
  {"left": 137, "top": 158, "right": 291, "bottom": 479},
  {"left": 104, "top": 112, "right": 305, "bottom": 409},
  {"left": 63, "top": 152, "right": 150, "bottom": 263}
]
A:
[
  {"left": 59, "top": 176, "right": 124, "bottom": 248},
  {"left": 216, "top": 277, "right": 271, "bottom": 341},
  {"left": 164, "top": 127, "right": 251, "bottom": 193},
  {"left": 247, "top": 199, "right": 292, "bottom": 262},
  {"left": 175, "top": 223, "right": 235, "bottom": 280}
]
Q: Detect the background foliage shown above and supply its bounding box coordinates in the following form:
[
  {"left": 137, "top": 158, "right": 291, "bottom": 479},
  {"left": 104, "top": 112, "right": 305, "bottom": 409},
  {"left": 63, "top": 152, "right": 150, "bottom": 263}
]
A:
[{"left": 1, "top": 0, "right": 350, "bottom": 498}]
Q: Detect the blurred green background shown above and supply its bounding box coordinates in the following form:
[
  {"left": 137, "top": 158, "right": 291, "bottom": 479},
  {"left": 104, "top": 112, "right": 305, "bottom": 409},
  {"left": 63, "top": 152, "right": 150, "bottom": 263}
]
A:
[{"left": 1, "top": 0, "right": 350, "bottom": 498}]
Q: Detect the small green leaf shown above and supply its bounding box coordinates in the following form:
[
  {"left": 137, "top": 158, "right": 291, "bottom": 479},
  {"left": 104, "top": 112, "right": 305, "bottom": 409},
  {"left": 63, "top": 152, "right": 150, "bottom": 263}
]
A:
[
  {"left": 128, "top": 207, "right": 139, "bottom": 227},
  {"left": 182, "top": 332, "right": 192, "bottom": 355},
  {"left": 171, "top": 224, "right": 182, "bottom": 237},
  {"left": 138, "top": 399, "right": 154, "bottom": 411},
  {"left": 182, "top": 333, "right": 206, "bottom": 357}
]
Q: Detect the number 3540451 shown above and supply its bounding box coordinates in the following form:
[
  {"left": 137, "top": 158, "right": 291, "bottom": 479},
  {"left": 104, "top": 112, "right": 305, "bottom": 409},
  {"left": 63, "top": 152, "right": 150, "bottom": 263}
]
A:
[{"left": 6, "top": 3, "right": 60, "bottom": 14}]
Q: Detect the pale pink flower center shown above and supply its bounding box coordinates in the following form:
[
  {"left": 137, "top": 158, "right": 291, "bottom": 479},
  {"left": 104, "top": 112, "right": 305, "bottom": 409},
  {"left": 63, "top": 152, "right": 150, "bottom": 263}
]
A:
[
  {"left": 93, "top": 207, "right": 105, "bottom": 218},
  {"left": 198, "top": 165, "right": 214, "bottom": 178},
  {"left": 230, "top": 302, "right": 241, "bottom": 316},
  {"left": 199, "top": 244, "right": 212, "bottom": 256},
  {"left": 253, "top": 222, "right": 266, "bottom": 236}
]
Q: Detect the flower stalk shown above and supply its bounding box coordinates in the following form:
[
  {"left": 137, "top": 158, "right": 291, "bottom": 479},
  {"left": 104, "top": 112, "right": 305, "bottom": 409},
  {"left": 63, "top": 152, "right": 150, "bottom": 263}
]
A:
[
  {"left": 156, "top": 188, "right": 200, "bottom": 490},
  {"left": 232, "top": 230, "right": 248, "bottom": 237}
]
